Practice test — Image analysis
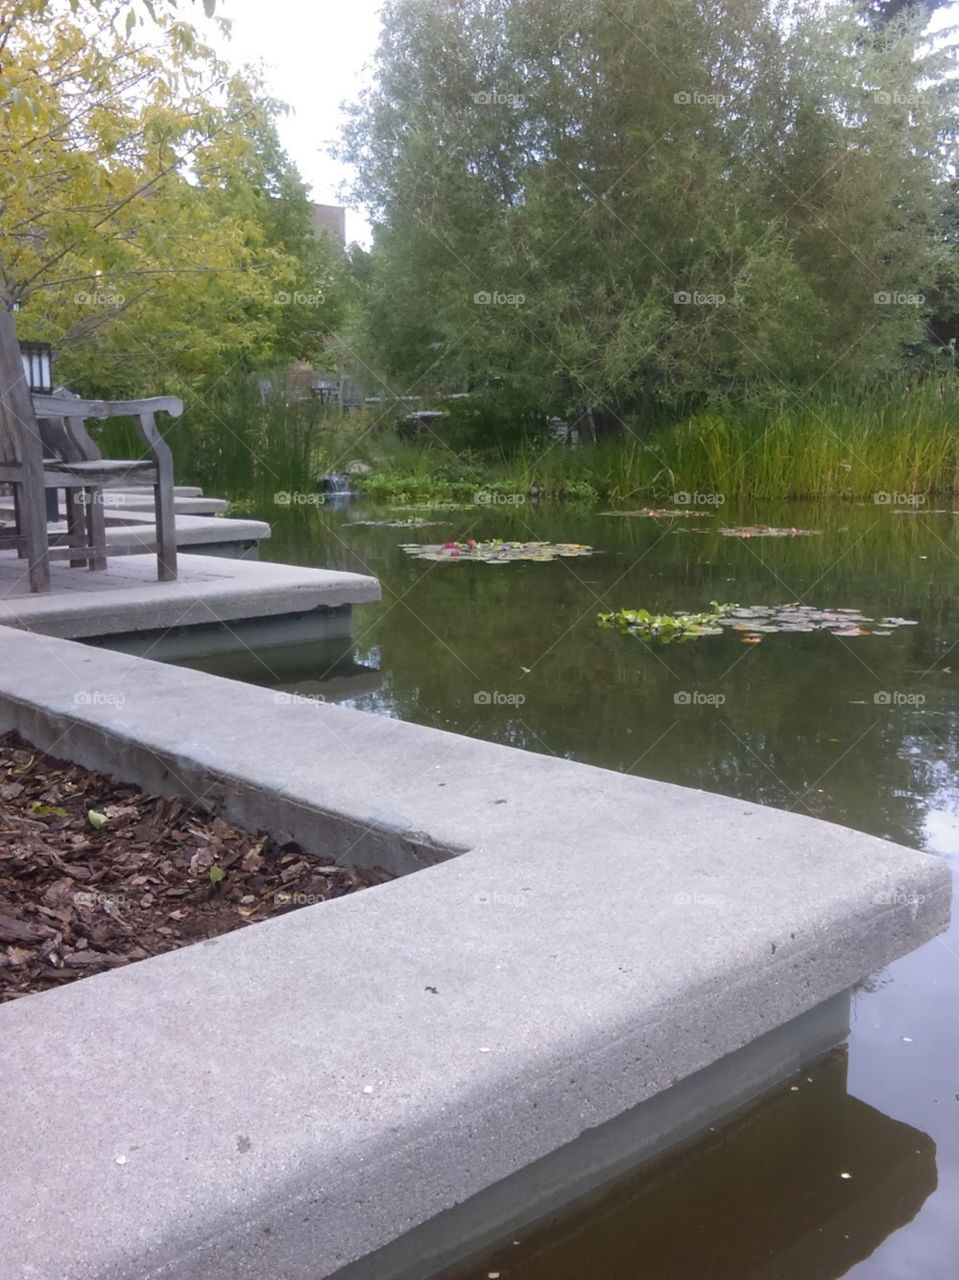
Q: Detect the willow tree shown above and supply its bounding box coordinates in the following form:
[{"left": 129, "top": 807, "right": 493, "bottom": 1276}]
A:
[
  {"left": 342, "top": 0, "right": 957, "bottom": 426},
  {"left": 1, "top": 0, "right": 342, "bottom": 395}
]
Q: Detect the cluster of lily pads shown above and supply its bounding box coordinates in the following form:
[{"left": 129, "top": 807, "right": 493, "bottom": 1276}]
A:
[
  {"left": 351, "top": 517, "right": 440, "bottom": 528},
  {"left": 599, "top": 602, "right": 918, "bottom": 643},
  {"left": 722, "top": 603, "right": 917, "bottom": 638},
  {"left": 401, "top": 539, "right": 594, "bottom": 563},
  {"left": 718, "top": 525, "right": 820, "bottom": 538},
  {"left": 600, "top": 508, "right": 712, "bottom": 519},
  {"left": 599, "top": 510, "right": 822, "bottom": 536},
  {"left": 598, "top": 603, "right": 736, "bottom": 641},
  {"left": 390, "top": 502, "right": 474, "bottom": 512}
]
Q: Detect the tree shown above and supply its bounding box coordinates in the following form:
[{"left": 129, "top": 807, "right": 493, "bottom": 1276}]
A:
[
  {"left": 865, "top": 0, "right": 951, "bottom": 27},
  {"left": 342, "top": 0, "right": 958, "bottom": 428},
  {"left": 1, "top": 0, "right": 342, "bottom": 395}
]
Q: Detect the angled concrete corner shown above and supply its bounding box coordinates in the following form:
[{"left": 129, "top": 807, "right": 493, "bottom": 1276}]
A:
[
  {"left": 0, "top": 626, "right": 950, "bottom": 1280},
  {"left": 0, "top": 554, "right": 379, "bottom": 639}
]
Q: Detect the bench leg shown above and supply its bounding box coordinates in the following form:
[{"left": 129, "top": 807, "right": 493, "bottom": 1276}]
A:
[
  {"left": 155, "top": 479, "right": 177, "bottom": 581},
  {"left": 65, "top": 489, "right": 87, "bottom": 568},
  {"left": 16, "top": 478, "right": 51, "bottom": 593},
  {"left": 85, "top": 488, "right": 108, "bottom": 571}
]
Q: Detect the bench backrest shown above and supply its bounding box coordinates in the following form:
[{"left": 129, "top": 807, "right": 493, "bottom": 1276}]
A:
[{"left": 0, "top": 310, "right": 44, "bottom": 471}]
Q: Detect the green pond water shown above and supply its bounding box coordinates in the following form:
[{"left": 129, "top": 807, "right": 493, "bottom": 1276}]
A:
[{"left": 228, "top": 496, "right": 959, "bottom": 1278}]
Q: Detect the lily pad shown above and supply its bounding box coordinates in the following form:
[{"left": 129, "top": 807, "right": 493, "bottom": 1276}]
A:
[
  {"left": 719, "top": 525, "right": 821, "bottom": 538},
  {"left": 600, "top": 600, "right": 917, "bottom": 642},
  {"left": 598, "top": 603, "right": 737, "bottom": 642},
  {"left": 401, "top": 539, "right": 594, "bottom": 563},
  {"left": 600, "top": 508, "right": 713, "bottom": 518},
  {"left": 389, "top": 502, "right": 474, "bottom": 512},
  {"left": 350, "top": 518, "right": 441, "bottom": 528}
]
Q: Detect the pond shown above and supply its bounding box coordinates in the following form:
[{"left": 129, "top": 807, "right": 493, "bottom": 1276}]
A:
[{"left": 211, "top": 496, "right": 959, "bottom": 1278}]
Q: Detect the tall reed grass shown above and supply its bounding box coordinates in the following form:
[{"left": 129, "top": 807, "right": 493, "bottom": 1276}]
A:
[{"left": 92, "top": 374, "right": 959, "bottom": 504}]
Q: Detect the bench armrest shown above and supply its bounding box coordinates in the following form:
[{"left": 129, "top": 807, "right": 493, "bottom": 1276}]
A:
[{"left": 31, "top": 394, "right": 183, "bottom": 469}]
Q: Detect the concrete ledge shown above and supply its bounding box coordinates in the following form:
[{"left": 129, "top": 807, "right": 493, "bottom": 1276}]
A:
[
  {"left": 0, "top": 553, "right": 380, "bottom": 639},
  {"left": 37, "top": 512, "right": 271, "bottom": 559},
  {"left": 0, "top": 626, "right": 950, "bottom": 1280},
  {"left": 0, "top": 493, "right": 229, "bottom": 519},
  {"left": 94, "top": 492, "right": 229, "bottom": 516}
]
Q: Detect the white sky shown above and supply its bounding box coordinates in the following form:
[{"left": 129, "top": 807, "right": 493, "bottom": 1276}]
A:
[
  {"left": 205, "top": 0, "right": 959, "bottom": 249},
  {"left": 209, "top": 0, "right": 386, "bottom": 245}
]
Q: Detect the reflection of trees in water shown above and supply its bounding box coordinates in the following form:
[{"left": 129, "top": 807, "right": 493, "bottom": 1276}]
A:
[{"left": 263, "top": 502, "right": 959, "bottom": 852}]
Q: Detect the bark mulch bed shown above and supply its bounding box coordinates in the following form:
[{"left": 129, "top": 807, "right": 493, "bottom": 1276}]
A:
[{"left": 0, "top": 731, "right": 392, "bottom": 1003}]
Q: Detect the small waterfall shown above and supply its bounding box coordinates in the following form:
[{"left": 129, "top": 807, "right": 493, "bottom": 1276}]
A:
[{"left": 317, "top": 472, "right": 353, "bottom": 496}]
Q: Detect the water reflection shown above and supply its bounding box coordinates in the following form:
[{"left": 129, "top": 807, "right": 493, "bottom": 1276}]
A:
[
  {"left": 198, "top": 498, "right": 958, "bottom": 1275},
  {"left": 456, "top": 1050, "right": 937, "bottom": 1280},
  {"left": 171, "top": 636, "right": 381, "bottom": 702}
]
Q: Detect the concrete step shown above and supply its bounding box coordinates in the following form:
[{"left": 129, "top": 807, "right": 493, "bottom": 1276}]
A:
[
  {"left": 98, "top": 492, "right": 228, "bottom": 515},
  {"left": 0, "top": 551, "right": 379, "bottom": 639},
  {"left": 93, "top": 512, "right": 268, "bottom": 560},
  {"left": 0, "top": 492, "right": 228, "bottom": 519}
]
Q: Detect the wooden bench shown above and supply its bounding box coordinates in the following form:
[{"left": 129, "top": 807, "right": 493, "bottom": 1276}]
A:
[{"left": 0, "top": 311, "right": 181, "bottom": 592}]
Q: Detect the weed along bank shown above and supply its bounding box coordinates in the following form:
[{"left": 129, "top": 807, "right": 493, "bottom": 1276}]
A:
[{"left": 0, "top": 623, "right": 950, "bottom": 1279}]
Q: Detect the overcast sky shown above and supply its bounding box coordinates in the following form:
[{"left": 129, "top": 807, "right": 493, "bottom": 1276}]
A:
[
  {"left": 207, "top": 0, "right": 959, "bottom": 249},
  {"left": 210, "top": 0, "right": 386, "bottom": 245}
]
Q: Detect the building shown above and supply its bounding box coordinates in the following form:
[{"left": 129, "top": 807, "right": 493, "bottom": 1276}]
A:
[{"left": 309, "top": 203, "right": 346, "bottom": 247}]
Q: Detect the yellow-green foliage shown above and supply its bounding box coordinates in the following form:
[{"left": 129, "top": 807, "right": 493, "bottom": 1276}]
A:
[{"left": 1, "top": 0, "right": 341, "bottom": 396}]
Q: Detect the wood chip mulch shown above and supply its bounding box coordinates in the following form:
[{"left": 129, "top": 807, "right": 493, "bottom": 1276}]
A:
[{"left": 0, "top": 732, "right": 392, "bottom": 1003}]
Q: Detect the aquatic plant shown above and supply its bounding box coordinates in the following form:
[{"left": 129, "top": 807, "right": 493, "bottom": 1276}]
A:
[
  {"left": 718, "top": 525, "right": 821, "bottom": 538},
  {"left": 599, "top": 602, "right": 918, "bottom": 643},
  {"left": 401, "top": 539, "right": 594, "bottom": 563},
  {"left": 598, "top": 603, "right": 738, "bottom": 641}
]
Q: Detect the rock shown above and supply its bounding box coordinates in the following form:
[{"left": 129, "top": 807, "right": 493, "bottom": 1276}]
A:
[{"left": 346, "top": 460, "right": 372, "bottom": 476}]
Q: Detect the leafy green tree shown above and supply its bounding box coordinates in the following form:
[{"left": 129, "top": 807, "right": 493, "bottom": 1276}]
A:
[
  {"left": 1, "top": 0, "right": 341, "bottom": 395},
  {"left": 342, "top": 0, "right": 957, "bottom": 432},
  {"left": 865, "top": 0, "right": 951, "bottom": 27}
]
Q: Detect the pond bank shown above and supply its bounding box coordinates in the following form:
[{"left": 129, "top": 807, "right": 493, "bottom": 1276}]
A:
[{"left": 0, "top": 620, "right": 948, "bottom": 1278}]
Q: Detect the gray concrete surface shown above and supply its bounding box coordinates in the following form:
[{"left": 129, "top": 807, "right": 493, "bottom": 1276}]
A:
[
  {"left": 0, "top": 492, "right": 229, "bottom": 519},
  {"left": 89, "top": 604, "right": 357, "bottom": 661},
  {"left": 0, "top": 626, "right": 950, "bottom": 1280},
  {"left": 339, "top": 990, "right": 854, "bottom": 1280},
  {"left": 40, "top": 511, "right": 271, "bottom": 558},
  {"left": 0, "top": 552, "right": 379, "bottom": 639}
]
